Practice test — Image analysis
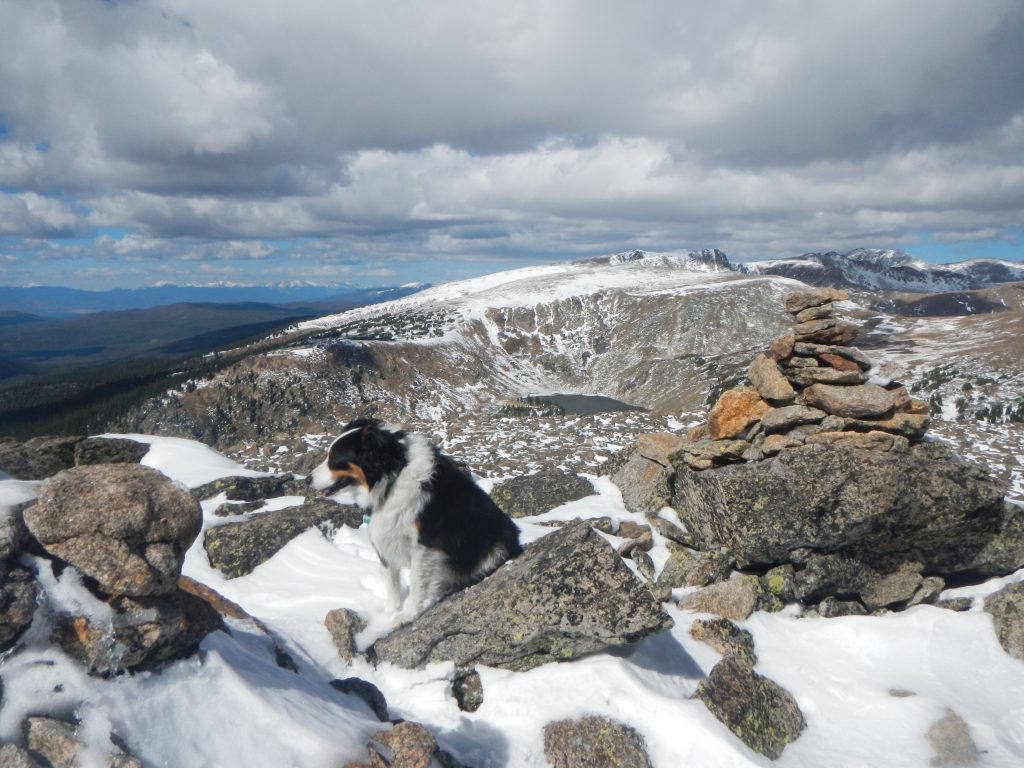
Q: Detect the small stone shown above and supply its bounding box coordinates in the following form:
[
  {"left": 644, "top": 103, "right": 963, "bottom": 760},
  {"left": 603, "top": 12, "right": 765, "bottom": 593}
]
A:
[
  {"left": 761, "top": 434, "right": 803, "bottom": 456},
  {"left": 325, "top": 608, "right": 367, "bottom": 662},
  {"left": 330, "top": 677, "right": 390, "bottom": 722},
  {"left": 785, "top": 288, "right": 849, "bottom": 314},
  {"left": 760, "top": 564, "right": 797, "bottom": 602},
  {"left": 937, "top": 597, "right": 973, "bottom": 612},
  {"left": 0, "top": 568, "right": 41, "bottom": 653},
  {"left": 690, "top": 617, "right": 757, "bottom": 664},
  {"left": 784, "top": 356, "right": 819, "bottom": 368},
  {"left": 842, "top": 413, "right": 930, "bottom": 439},
  {"left": 860, "top": 563, "right": 924, "bottom": 610},
  {"left": 618, "top": 521, "right": 652, "bottom": 541},
  {"left": 748, "top": 354, "right": 796, "bottom": 402},
  {"left": 926, "top": 710, "right": 981, "bottom": 766},
  {"left": 0, "top": 744, "right": 39, "bottom": 768},
  {"left": 794, "top": 318, "right": 859, "bottom": 345},
  {"left": 803, "top": 383, "right": 896, "bottom": 419},
  {"left": 24, "top": 716, "right": 142, "bottom": 768},
  {"left": 678, "top": 575, "right": 759, "bottom": 620},
  {"left": 190, "top": 473, "right": 306, "bottom": 502},
  {"left": 908, "top": 577, "right": 946, "bottom": 607},
  {"left": 794, "top": 303, "right": 834, "bottom": 323},
  {"left": 707, "top": 387, "right": 771, "bottom": 440},
  {"left": 905, "top": 398, "right": 931, "bottom": 415},
  {"left": 785, "top": 367, "right": 868, "bottom": 387},
  {"left": 544, "top": 716, "right": 653, "bottom": 768},
  {"left": 452, "top": 668, "right": 484, "bottom": 713},
  {"left": 629, "top": 550, "right": 657, "bottom": 582},
  {"left": 696, "top": 655, "right": 806, "bottom": 759},
  {"left": 212, "top": 500, "right": 264, "bottom": 517},
  {"left": 674, "top": 439, "right": 750, "bottom": 466},
  {"left": 367, "top": 721, "right": 436, "bottom": 768},
  {"left": 656, "top": 544, "right": 733, "bottom": 590},
  {"left": 793, "top": 342, "right": 873, "bottom": 370},
  {"left": 760, "top": 405, "right": 827, "bottom": 433},
  {"left": 767, "top": 334, "right": 795, "bottom": 361}
]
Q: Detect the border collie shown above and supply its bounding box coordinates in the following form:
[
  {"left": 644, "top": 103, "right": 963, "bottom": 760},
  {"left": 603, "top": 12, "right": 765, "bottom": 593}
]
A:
[{"left": 308, "top": 418, "right": 522, "bottom": 622}]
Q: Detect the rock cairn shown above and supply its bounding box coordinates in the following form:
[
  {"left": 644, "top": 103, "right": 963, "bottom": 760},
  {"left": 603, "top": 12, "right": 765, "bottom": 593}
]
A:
[{"left": 677, "top": 287, "right": 931, "bottom": 470}]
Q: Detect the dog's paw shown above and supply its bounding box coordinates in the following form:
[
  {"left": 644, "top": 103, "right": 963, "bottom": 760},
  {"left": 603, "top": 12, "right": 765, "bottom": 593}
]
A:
[{"left": 394, "top": 606, "right": 419, "bottom": 625}]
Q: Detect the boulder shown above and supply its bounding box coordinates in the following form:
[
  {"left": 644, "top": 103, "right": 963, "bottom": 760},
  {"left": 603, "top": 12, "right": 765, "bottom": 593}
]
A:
[
  {"left": 366, "top": 722, "right": 437, "bottom": 768},
  {"left": 708, "top": 387, "right": 770, "bottom": 440},
  {"left": 0, "top": 567, "right": 41, "bottom": 653},
  {"left": 54, "top": 588, "right": 223, "bottom": 675},
  {"left": 25, "top": 464, "right": 201, "bottom": 597},
  {"left": 690, "top": 618, "right": 757, "bottom": 664},
  {"left": 803, "top": 383, "right": 895, "bottom": 419},
  {"left": 677, "top": 575, "right": 759, "bottom": 620},
  {"left": 0, "top": 436, "right": 82, "bottom": 480},
  {"left": 24, "top": 716, "right": 143, "bottom": 768},
  {"left": 489, "top": 470, "right": 594, "bottom": 518},
  {"left": 326, "top": 607, "right": 367, "bottom": 662},
  {"left": 609, "top": 433, "right": 684, "bottom": 516},
  {"left": 984, "top": 582, "right": 1024, "bottom": 660},
  {"left": 760, "top": 405, "right": 826, "bottom": 433},
  {"left": 696, "top": 655, "right": 806, "bottom": 759},
  {"left": 205, "top": 499, "right": 363, "bottom": 578},
  {"left": 543, "top": 716, "right": 653, "bottom": 768},
  {"left": 73, "top": 437, "right": 149, "bottom": 467},
  {"left": 748, "top": 354, "right": 796, "bottom": 403},
  {"left": 372, "top": 521, "right": 673, "bottom": 671},
  {"left": 190, "top": 473, "right": 306, "bottom": 502},
  {"left": 785, "top": 288, "right": 849, "bottom": 314},
  {"left": 671, "top": 442, "right": 1009, "bottom": 575}
]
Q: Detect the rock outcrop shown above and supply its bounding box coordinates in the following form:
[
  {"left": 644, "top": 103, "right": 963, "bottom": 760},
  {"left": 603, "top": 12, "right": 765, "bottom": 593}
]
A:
[
  {"left": 984, "top": 582, "right": 1024, "bottom": 661},
  {"left": 0, "top": 436, "right": 83, "bottom": 480},
  {"left": 372, "top": 521, "right": 673, "bottom": 671},
  {"left": 488, "top": 470, "right": 595, "bottom": 518}
]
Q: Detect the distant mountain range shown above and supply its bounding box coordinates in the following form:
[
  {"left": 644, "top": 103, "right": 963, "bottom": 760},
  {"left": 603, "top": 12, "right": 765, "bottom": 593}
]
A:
[
  {"left": 735, "top": 248, "right": 1024, "bottom": 292},
  {"left": 0, "top": 283, "right": 427, "bottom": 317}
]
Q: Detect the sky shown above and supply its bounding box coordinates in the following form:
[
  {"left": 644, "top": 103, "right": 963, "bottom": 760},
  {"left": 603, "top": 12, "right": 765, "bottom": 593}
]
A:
[{"left": 0, "top": 0, "right": 1022, "bottom": 289}]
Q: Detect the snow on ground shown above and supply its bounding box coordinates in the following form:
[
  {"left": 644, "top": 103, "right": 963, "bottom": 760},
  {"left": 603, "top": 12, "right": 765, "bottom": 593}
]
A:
[{"left": 2, "top": 435, "right": 1024, "bottom": 767}]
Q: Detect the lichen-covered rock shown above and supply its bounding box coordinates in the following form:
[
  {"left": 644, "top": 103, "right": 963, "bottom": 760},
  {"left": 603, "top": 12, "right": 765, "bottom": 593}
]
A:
[
  {"left": 804, "top": 430, "right": 909, "bottom": 452},
  {"left": 673, "top": 438, "right": 750, "bottom": 470},
  {"left": 25, "top": 464, "right": 201, "bottom": 597},
  {"left": 792, "top": 342, "right": 872, "bottom": 370},
  {"left": 677, "top": 576, "right": 759, "bottom": 620},
  {"left": 0, "top": 567, "right": 41, "bottom": 653},
  {"left": 816, "top": 597, "right": 868, "bottom": 618},
  {"left": 190, "top": 473, "right": 307, "bottom": 502},
  {"left": 0, "top": 436, "right": 83, "bottom": 480},
  {"left": 0, "top": 743, "right": 40, "bottom": 768},
  {"left": 655, "top": 544, "right": 732, "bottom": 590},
  {"left": 984, "top": 582, "right": 1024, "bottom": 660},
  {"left": 543, "top": 716, "right": 653, "bottom": 768},
  {"left": 708, "top": 387, "right": 770, "bottom": 440},
  {"left": 54, "top": 588, "right": 223, "bottom": 675},
  {"left": 671, "top": 442, "right": 1008, "bottom": 575},
  {"left": 372, "top": 521, "right": 673, "bottom": 671},
  {"left": 325, "top": 607, "right": 367, "bottom": 662},
  {"left": 24, "top": 715, "right": 143, "bottom": 768},
  {"left": 760, "top": 405, "right": 826, "bottom": 433},
  {"left": 488, "top": 470, "right": 594, "bottom": 518},
  {"left": 803, "top": 382, "right": 895, "bottom": 419},
  {"left": 748, "top": 354, "right": 796, "bottom": 403},
  {"left": 608, "top": 433, "right": 683, "bottom": 516},
  {"left": 697, "top": 655, "right": 806, "bottom": 759},
  {"left": 860, "top": 563, "right": 924, "bottom": 610},
  {"left": 366, "top": 721, "right": 437, "bottom": 768},
  {"left": 690, "top": 618, "right": 757, "bottom": 664},
  {"left": 204, "top": 500, "right": 363, "bottom": 578},
  {"left": 73, "top": 437, "right": 149, "bottom": 467}
]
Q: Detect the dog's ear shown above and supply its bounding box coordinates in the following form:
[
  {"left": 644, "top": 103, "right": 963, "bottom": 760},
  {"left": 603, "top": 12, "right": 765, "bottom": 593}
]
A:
[{"left": 360, "top": 423, "right": 405, "bottom": 473}]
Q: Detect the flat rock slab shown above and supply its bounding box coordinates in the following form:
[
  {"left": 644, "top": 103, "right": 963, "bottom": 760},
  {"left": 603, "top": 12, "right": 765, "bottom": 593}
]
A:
[
  {"left": 372, "top": 521, "right": 673, "bottom": 671},
  {"left": 544, "top": 716, "right": 654, "bottom": 768},
  {"left": 803, "top": 382, "right": 895, "bottom": 419},
  {"left": 672, "top": 442, "right": 1008, "bottom": 574},
  {"left": 696, "top": 655, "right": 806, "bottom": 760},
  {"left": 190, "top": 473, "right": 307, "bottom": 502},
  {"left": 205, "top": 500, "right": 363, "bottom": 578},
  {"left": 785, "top": 288, "right": 849, "bottom": 314}
]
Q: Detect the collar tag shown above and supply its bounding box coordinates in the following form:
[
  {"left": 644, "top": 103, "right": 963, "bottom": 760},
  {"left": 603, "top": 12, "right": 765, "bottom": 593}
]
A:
[{"left": 362, "top": 514, "right": 372, "bottom": 526}]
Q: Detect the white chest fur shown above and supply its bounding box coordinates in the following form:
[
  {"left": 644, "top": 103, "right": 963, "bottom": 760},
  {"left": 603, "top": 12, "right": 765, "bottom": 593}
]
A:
[{"left": 367, "top": 433, "right": 435, "bottom": 568}]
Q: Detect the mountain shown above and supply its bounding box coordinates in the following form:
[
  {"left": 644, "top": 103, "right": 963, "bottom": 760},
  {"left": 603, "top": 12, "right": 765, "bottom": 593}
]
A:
[
  {"left": 738, "top": 248, "right": 1024, "bottom": 292},
  {"left": 0, "top": 283, "right": 426, "bottom": 318}
]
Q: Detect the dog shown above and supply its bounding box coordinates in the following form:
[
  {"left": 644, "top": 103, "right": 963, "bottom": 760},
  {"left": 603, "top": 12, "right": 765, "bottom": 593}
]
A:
[{"left": 307, "top": 417, "right": 522, "bottom": 622}]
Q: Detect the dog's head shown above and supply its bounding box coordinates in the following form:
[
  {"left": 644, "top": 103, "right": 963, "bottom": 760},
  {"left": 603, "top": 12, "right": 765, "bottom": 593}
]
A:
[{"left": 307, "top": 418, "right": 407, "bottom": 503}]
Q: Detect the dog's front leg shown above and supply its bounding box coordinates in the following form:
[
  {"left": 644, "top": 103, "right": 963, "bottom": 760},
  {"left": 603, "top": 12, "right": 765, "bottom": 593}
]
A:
[
  {"left": 399, "top": 546, "right": 449, "bottom": 623},
  {"left": 384, "top": 565, "right": 402, "bottom": 614}
]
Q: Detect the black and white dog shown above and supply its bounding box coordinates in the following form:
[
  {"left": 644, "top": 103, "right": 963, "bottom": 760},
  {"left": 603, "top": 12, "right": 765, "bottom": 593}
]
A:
[{"left": 308, "top": 418, "right": 522, "bottom": 622}]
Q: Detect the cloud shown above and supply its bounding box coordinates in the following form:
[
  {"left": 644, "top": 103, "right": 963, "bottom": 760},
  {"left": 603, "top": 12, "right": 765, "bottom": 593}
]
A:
[{"left": 0, "top": 0, "right": 1021, "bottom": 286}]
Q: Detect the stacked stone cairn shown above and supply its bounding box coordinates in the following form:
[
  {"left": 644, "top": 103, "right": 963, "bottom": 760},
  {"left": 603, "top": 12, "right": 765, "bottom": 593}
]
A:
[{"left": 677, "top": 287, "right": 931, "bottom": 469}]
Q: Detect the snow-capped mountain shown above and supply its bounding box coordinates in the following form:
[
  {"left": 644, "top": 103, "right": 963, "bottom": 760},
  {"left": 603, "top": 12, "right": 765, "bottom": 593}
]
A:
[
  {"left": 739, "top": 248, "right": 1024, "bottom": 292},
  {"left": 601, "top": 248, "right": 733, "bottom": 272}
]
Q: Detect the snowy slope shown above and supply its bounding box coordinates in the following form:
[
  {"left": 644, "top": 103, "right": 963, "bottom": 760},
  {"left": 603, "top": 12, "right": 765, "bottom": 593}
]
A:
[{"left": 3, "top": 435, "right": 1023, "bottom": 767}]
